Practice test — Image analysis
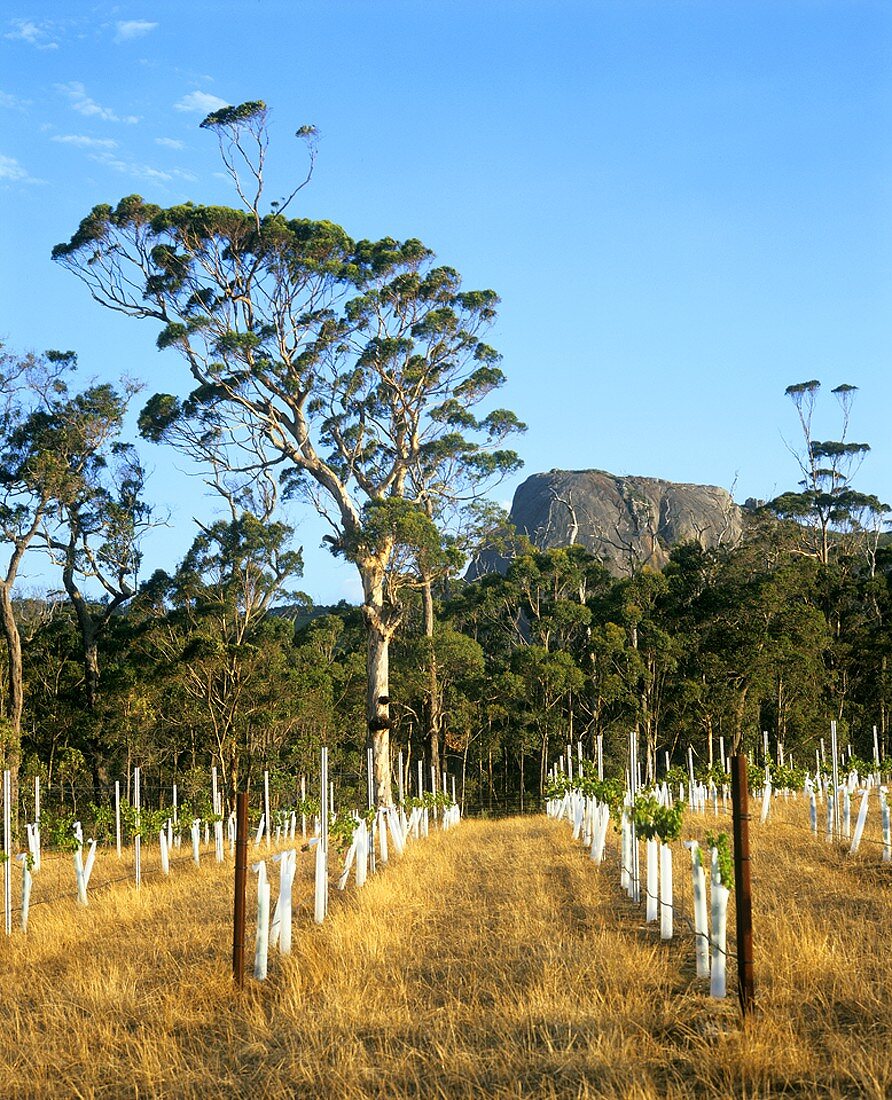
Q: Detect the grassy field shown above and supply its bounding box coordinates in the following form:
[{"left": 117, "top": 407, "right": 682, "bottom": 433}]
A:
[{"left": 1, "top": 798, "right": 891, "bottom": 1098}]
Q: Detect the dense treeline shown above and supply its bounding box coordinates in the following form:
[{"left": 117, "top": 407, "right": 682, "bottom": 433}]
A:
[
  {"left": 6, "top": 506, "right": 892, "bottom": 815},
  {"left": 0, "top": 351, "right": 889, "bottom": 816},
  {"left": 1, "top": 344, "right": 887, "bottom": 820}
]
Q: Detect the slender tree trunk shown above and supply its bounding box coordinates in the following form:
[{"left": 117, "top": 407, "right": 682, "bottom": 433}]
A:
[
  {"left": 732, "top": 684, "right": 749, "bottom": 754},
  {"left": 0, "top": 582, "right": 22, "bottom": 830},
  {"left": 65, "top": 575, "right": 100, "bottom": 708},
  {"left": 83, "top": 637, "right": 100, "bottom": 711},
  {"left": 61, "top": 563, "right": 116, "bottom": 787},
  {"left": 363, "top": 600, "right": 394, "bottom": 807},
  {"left": 0, "top": 584, "right": 23, "bottom": 742},
  {"left": 503, "top": 742, "right": 508, "bottom": 801},
  {"left": 62, "top": 555, "right": 128, "bottom": 712},
  {"left": 228, "top": 747, "right": 239, "bottom": 813},
  {"left": 422, "top": 576, "right": 441, "bottom": 778},
  {"left": 461, "top": 739, "right": 469, "bottom": 815}
]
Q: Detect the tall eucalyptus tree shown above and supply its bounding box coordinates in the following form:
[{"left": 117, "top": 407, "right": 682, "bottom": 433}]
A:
[
  {"left": 53, "top": 101, "right": 521, "bottom": 803},
  {"left": 39, "top": 366, "right": 152, "bottom": 711},
  {"left": 769, "top": 380, "right": 887, "bottom": 566}
]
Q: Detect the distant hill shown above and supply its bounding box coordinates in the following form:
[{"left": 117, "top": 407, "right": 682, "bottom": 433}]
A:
[{"left": 470, "top": 469, "right": 744, "bottom": 578}]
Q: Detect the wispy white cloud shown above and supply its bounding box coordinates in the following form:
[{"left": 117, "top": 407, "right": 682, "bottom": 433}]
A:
[
  {"left": 0, "top": 91, "right": 30, "bottom": 111},
  {"left": 4, "top": 19, "right": 59, "bottom": 50},
  {"left": 56, "top": 81, "right": 139, "bottom": 125},
  {"left": 0, "top": 154, "right": 44, "bottom": 184},
  {"left": 91, "top": 150, "right": 197, "bottom": 185},
  {"left": 0, "top": 155, "right": 28, "bottom": 180},
  {"left": 114, "top": 20, "right": 158, "bottom": 43},
  {"left": 155, "top": 136, "right": 185, "bottom": 150},
  {"left": 52, "top": 134, "right": 118, "bottom": 149},
  {"left": 174, "top": 91, "right": 228, "bottom": 114}
]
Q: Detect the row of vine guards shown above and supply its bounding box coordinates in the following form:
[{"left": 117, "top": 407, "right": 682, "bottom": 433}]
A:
[
  {"left": 3, "top": 748, "right": 460, "bottom": 947},
  {"left": 547, "top": 747, "right": 756, "bottom": 1019},
  {"left": 232, "top": 746, "right": 462, "bottom": 988}
]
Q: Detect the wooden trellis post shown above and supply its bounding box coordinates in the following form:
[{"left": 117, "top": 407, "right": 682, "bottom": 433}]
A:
[
  {"left": 232, "top": 791, "right": 248, "bottom": 988},
  {"left": 730, "top": 755, "right": 755, "bottom": 1017}
]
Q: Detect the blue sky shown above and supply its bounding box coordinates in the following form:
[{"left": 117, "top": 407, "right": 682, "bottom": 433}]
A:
[{"left": 1, "top": 1, "right": 890, "bottom": 603}]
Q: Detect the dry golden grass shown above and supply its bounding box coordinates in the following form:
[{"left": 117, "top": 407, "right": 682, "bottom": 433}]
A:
[{"left": 1, "top": 797, "right": 891, "bottom": 1099}]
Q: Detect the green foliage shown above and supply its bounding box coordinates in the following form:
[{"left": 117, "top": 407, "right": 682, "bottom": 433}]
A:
[
  {"left": 328, "top": 808, "right": 359, "bottom": 854},
  {"left": 663, "top": 765, "right": 689, "bottom": 790},
  {"left": 845, "top": 755, "right": 875, "bottom": 778},
  {"left": 543, "top": 774, "right": 569, "bottom": 800},
  {"left": 121, "top": 800, "right": 143, "bottom": 839},
  {"left": 704, "top": 831, "right": 734, "bottom": 890},
  {"left": 87, "top": 802, "right": 116, "bottom": 844},
  {"left": 701, "top": 763, "right": 731, "bottom": 787},
  {"left": 402, "top": 791, "right": 453, "bottom": 813},
  {"left": 338, "top": 499, "right": 462, "bottom": 576},
  {"left": 544, "top": 770, "right": 626, "bottom": 819},
  {"left": 200, "top": 101, "right": 266, "bottom": 129},
  {"left": 767, "top": 762, "right": 808, "bottom": 790},
  {"left": 631, "top": 790, "right": 685, "bottom": 842},
  {"left": 582, "top": 775, "right": 626, "bottom": 818},
  {"left": 296, "top": 796, "right": 321, "bottom": 818},
  {"left": 39, "top": 808, "right": 81, "bottom": 853},
  {"left": 75, "top": 799, "right": 182, "bottom": 845},
  {"left": 145, "top": 806, "right": 178, "bottom": 832}
]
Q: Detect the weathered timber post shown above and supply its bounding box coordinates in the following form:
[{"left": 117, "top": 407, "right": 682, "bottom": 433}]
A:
[
  {"left": 730, "top": 755, "right": 755, "bottom": 1016},
  {"left": 133, "top": 766, "right": 141, "bottom": 889},
  {"left": 232, "top": 791, "right": 248, "bottom": 989},
  {"left": 3, "top": 769, "right": 11, "bottom": 936}
]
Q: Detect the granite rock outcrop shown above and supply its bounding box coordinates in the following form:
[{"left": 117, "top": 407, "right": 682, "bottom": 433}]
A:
[{"left": 472, "top": 469, "right": 743, "bottom": 578}]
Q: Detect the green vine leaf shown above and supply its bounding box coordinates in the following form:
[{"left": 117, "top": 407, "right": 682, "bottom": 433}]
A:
[{"left": 705, "top": 831, "right": 734, "bottom": 890}]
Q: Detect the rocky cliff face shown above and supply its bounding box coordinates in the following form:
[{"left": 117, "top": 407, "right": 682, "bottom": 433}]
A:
[{"left": 474, "top": 469, "right": 743, "bottom": 578}]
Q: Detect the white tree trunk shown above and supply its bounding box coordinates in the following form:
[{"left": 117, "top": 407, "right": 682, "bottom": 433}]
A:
[{"left": 365, "top": 600, "right": 394, "bottom": 807}]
